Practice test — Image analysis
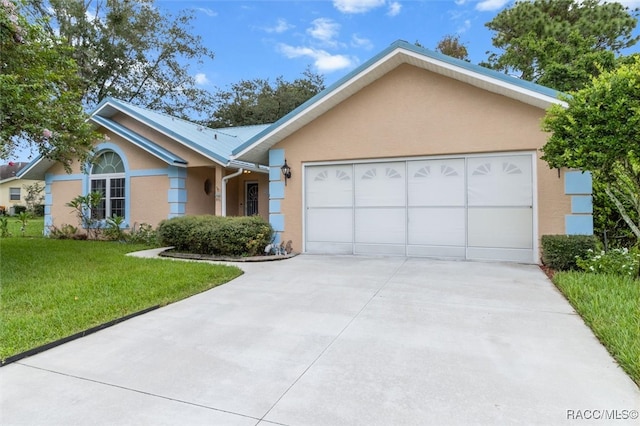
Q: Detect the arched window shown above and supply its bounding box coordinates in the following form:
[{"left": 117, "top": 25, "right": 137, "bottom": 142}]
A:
[{"left": 91, "top": 151, "right": 125, "bottom": 219}]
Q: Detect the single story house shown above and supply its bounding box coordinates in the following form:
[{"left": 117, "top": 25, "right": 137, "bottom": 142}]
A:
[
  {"left": 21, "top": 40, "right": 593, "bottom": 263},
  {"left": 0, "top": 162, "right": 43, "bottom": 214}
]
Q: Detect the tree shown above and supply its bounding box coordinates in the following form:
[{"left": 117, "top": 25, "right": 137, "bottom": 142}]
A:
[
  {"left": 483, "top": 0, "right": 638, "bottom": 92},
  {"left": 26, "top": 0, "right": 216, "bottom": 120},
  {"left": 1, "top": 0, "right": 98, "bottom": 166},
  {"left": 23, "top": 181, "right": 45, "bottom": 213},
  {"left": 207, "top": 69, "right": 325, "bottom": 128},
  {"left": 541, "top": 58, "right": 640, "bottom": 242},
  {"left": 435, "top": 34, "right": 469, "bottom": 61}
]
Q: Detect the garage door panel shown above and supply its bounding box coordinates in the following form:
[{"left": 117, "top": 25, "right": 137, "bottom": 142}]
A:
[
  {"left": 468, "top": 207, "right": 533, "bottom": 249},
  {"left": 306, "top": 165, "right": 353, "bottom": 207},
  {"left": 355, "top": 208, "right": 405, "bottom": 244},
  {"left": 306, "top": 209, "right": 352, "bottom": 243},
  {"left": 355, "top": 162, "right": 405, "bottom": 207},
  {"left": 407, "top": 245, "right": 466, "bottom": 259},
  {"left": 408, "top": 159, "right": 465, "bottom": 206},
  {"left": 408, "top": 207, "right": 465, "bottom": 246},
  {"left": 468, "top": 156, "right": 532, "bottom": 206}
]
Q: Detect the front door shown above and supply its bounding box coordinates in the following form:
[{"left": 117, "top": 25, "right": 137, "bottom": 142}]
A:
[{"left": 245, "top": 182, "right": 259, "bottom": 216}]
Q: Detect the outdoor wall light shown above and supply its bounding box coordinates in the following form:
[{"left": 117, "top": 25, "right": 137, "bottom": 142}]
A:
[{"left": 281, "top": 159, "right": 292, "bottom": 185}]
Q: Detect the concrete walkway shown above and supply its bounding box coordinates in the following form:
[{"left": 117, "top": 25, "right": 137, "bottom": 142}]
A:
[{"left": 1, "top": 255, "right": 638, "bottom": 425}]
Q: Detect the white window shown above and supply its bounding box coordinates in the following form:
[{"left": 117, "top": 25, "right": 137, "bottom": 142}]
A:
[
  {"left": 9, "top": 187, "right": 20, "bottom": 201},
  {"left": 91, "top": 151, "right": 125, "bottom": 219}
]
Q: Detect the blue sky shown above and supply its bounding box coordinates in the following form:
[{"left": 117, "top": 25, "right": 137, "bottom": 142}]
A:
[{"left": 157, "top": 0, "right": 640, "bottom": 90}]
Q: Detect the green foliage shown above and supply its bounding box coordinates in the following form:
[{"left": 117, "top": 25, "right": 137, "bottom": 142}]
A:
[
  {"left": 207, "top": 68, "right": 325, "bottom": 128},
  {"left": 0, "top": 238, "right": 242, "bottom": 360},
  {"left": 103, "top": 216, "right": 126, "bottom": 241},
  {"left": 576, "top": 247, "right": 640, "bottom": 278},
  {"left": 23, "top": 182, "right": 44, "bottom": 214},
  {"left": 127, "top": 223, "right": 158, "bottom": 246},
  {"left": 26, "top": 0, "right": 215, "bottom": 120},
  {"left": 483, "top": 0, "right": 638, "bottom": 91},
  {"left": 48, "top": 223, "right": 84, "bottom": 240},
  {"left": 540, "top": 234, "right": 599, "bottom": 271},
  {"left": 0, "top": 216, "right": 10, "bottom": 237},
  {"left": 0, "top": 0, "right": 99, "bottom": 165},
  {"left": 33, "top": 204, "right": 44, "bottom": 217},
  {"left": 12, "top": 205, "right": 26, "bottom": 215},
  {"left": 16, "top": 211, "right": 30, "bottom": 236},
  {"left": 158, "top": 215, "right": 274, "bottom": 257},
  {"left": 66, "top": 192, "right": 103, "bottom": 239},
  {"left": 553, "top": 271, "right": 640, "bottom": 385},
  {"left": 542, "top": 58, "right": 640, "bottom": 241},
  {"left": 435, "top": 34, "right": 469, "bottom": 61}
]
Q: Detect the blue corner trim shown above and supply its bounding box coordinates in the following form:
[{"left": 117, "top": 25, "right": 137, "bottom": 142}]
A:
[
  {"left": 269, "top": 200, "right": 281, "bottom": 214},
  {"left": 269, "top": 149, "right": 285, "bottom": 167},
  {"left": 269, "top": 167, "right": 282, "bottom": 181},
  {"left": 269, "top": 181, "right": 285, "bottom": 199},
  {"left": 566, "top": 215, "right": 594, "bottom": 235},
  {"left": 168, "top": 189, "right": 187, "bottom": 203},
  {"left": 169, "top": 203, "right": 186, "bottom": 215},
  {"left": 571, "top": 196, "right": 593, "bottom": 214},
  {"left": 270, "top": 214, "right": 285, "bottom": 232},
  {"left": 565, "top": 171, "right": 592, "bottom": 195}
]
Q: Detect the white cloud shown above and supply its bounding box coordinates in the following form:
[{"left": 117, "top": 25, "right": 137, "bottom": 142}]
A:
[
  {"left": 457, "top": 19, "right": 471, "bottom": 34},
  {"left": 195, "top": 73, "right": 210, "bottom": 85},
  {"left": 196, "top": 8, "right": 218, "bottom": 17},
  {"left": 351, "top": 34, "right": 373, "bottom": 50},
  {"left": 265, "top": 18, "right": 294, "bottom": 34},
  {"left": 333, "top": 0, "right": 386, "bottom": 14},
  {"left": 475, "top": 0, "right": 510, "bottom": 12},
  {"left": 307, "top": 18, "right": 340, "bottom": 45},
  {"left": 278, "top": 44, "right": 356, "bottom": 72},
  {"left": 387, "top": 1, "right": 401, "bottom": 16}
]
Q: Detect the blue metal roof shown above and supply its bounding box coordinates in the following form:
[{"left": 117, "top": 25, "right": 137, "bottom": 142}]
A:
[
  {"left": 91, "top": 115, "right": 187, "bottom": 166},
  {"left": 92, "top": 98, "right": 270, "bottom": 166}
]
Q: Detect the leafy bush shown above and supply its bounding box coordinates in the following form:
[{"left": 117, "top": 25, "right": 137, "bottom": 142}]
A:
[
  {"left": 48, "top": 224, "right": 86, "bottom": 240},
  {"left": 128, "top": 223, "right": 158, "bottom": 246},
  {"left": 33, "top": 204, "right": 45, "bottom": 217},
  {"left": 541, "top": 235, "right": 599, "bottom": 271},
  {"left": 158, "top": 215, "right": 273, "bottom": 257},
  {"left": 576, "top": 247, "right": 640, "bottom": 278},
  {"left": 13, "top": 205, "right": 27, "bottom": 215}
]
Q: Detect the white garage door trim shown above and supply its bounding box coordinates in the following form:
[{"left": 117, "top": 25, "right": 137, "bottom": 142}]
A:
[{"left": 303, "top": 152, "right": 538, "bottom": 263}]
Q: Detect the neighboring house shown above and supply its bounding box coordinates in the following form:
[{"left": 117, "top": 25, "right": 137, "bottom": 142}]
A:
[
  {"left": 0, "top": 162, "right": 43, "bottom": 214},
  {"left": 21, "top": 40, "right": 592, "bottom": 263}
]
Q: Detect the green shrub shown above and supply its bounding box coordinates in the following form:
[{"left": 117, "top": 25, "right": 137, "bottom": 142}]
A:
[
  {"left": 128, "top": 223, "right": 158, "bottom": 246},
  {"left": 33, "top": 204, "right": 45, "bottom": 217},
  {"left": 157, "top": 215, "right": 273, "bottom": 257},
  {"left": 576, "top": 247, "right": 640, "bottom": 278},
  {"left": 13, "top": 205, "right": 27, "bottom": 215},
  {"left": 541, "top": 234, "right": 599, "bottom": 271}
]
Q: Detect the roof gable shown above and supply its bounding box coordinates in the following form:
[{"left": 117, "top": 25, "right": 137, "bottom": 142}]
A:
[{"left": 232, "top": 40, "right": 563, "bottom": 164}]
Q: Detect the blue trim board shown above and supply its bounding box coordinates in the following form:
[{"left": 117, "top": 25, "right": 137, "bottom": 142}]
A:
[
  {"left": 566, "top": 215, "right": 594, "bottom": 235},
  {"left": 169, "top": 203, "right": 186, "bottom": 215},
  {"left": 269, "top": 181, "right": 285, "bottom": 199},
  {"left": 565, "top": 171, "right": 592, "bottom": 195},
  {"left": 269, "top": 149, "right": 285, "bottom": 167},
  {"left": 168, "top": 166, "right": 187, "bottom": 179},
  {"left": 270, "top": 214, "right": 285, "bottom": 232},
  {"left": 269, "top": 200, "right": 281, "bottom": 214},
  {"left": 168, "top": 189, "right": 187, "bottom": 203},
  {"left": 269, "top": 167, "right": 281, "bottom": 181},
  {"left": 571, "top": 196, "right": 593, "bottom": 214}
]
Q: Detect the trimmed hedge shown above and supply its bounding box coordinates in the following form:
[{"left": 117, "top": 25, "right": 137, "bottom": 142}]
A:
[
  {"left": 157, "top": 215, "right": 273, "bottom": 257},
  {"left": 541, "top": 234, "right": 599, "bottom": 271}
]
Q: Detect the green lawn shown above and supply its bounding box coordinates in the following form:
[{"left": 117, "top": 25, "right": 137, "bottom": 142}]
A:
[
  {"left": 2, "top": 215, "right": 45, "bottom": 238},
  {"left": 553, "top": 271, "right": 640, "bottom": 386},
  {"left": 0, "top": 238, "right": 242, "bottom": 361}
]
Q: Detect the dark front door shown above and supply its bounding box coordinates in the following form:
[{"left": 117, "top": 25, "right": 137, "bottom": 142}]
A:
[{"left": 246, "top": 182, "right": 259, "bottom": 216}]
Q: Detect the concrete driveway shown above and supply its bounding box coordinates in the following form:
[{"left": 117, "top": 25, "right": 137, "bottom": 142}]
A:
[{"left": 1, "top": 255, "right": 638, "bottom": 425}]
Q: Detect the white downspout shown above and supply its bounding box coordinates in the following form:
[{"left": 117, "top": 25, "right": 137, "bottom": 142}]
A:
[{"left": 221, "top": 168, "right": 243, "bottom": 216}]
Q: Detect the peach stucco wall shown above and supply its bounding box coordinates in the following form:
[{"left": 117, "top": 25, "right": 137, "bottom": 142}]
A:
[{"left": 272, "top": 63, "right": 569, "bottom": 256}]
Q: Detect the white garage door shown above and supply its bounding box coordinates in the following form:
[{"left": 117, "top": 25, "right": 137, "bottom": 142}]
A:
[{"left": 304, "top": 154, "right": 534, "bottom": 263}]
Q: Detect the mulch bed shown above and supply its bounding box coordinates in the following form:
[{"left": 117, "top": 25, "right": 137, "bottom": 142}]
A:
[{"left": 159, "top": 250, "right": 298, "bottom": 263}]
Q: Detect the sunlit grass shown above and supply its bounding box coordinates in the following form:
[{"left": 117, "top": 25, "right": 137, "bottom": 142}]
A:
[
  {"left": 0, "top": 238, "right": 242, "bottom": 360},
  {"left": 553, "top": 271, "right": 639, "bottom": 386}
]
